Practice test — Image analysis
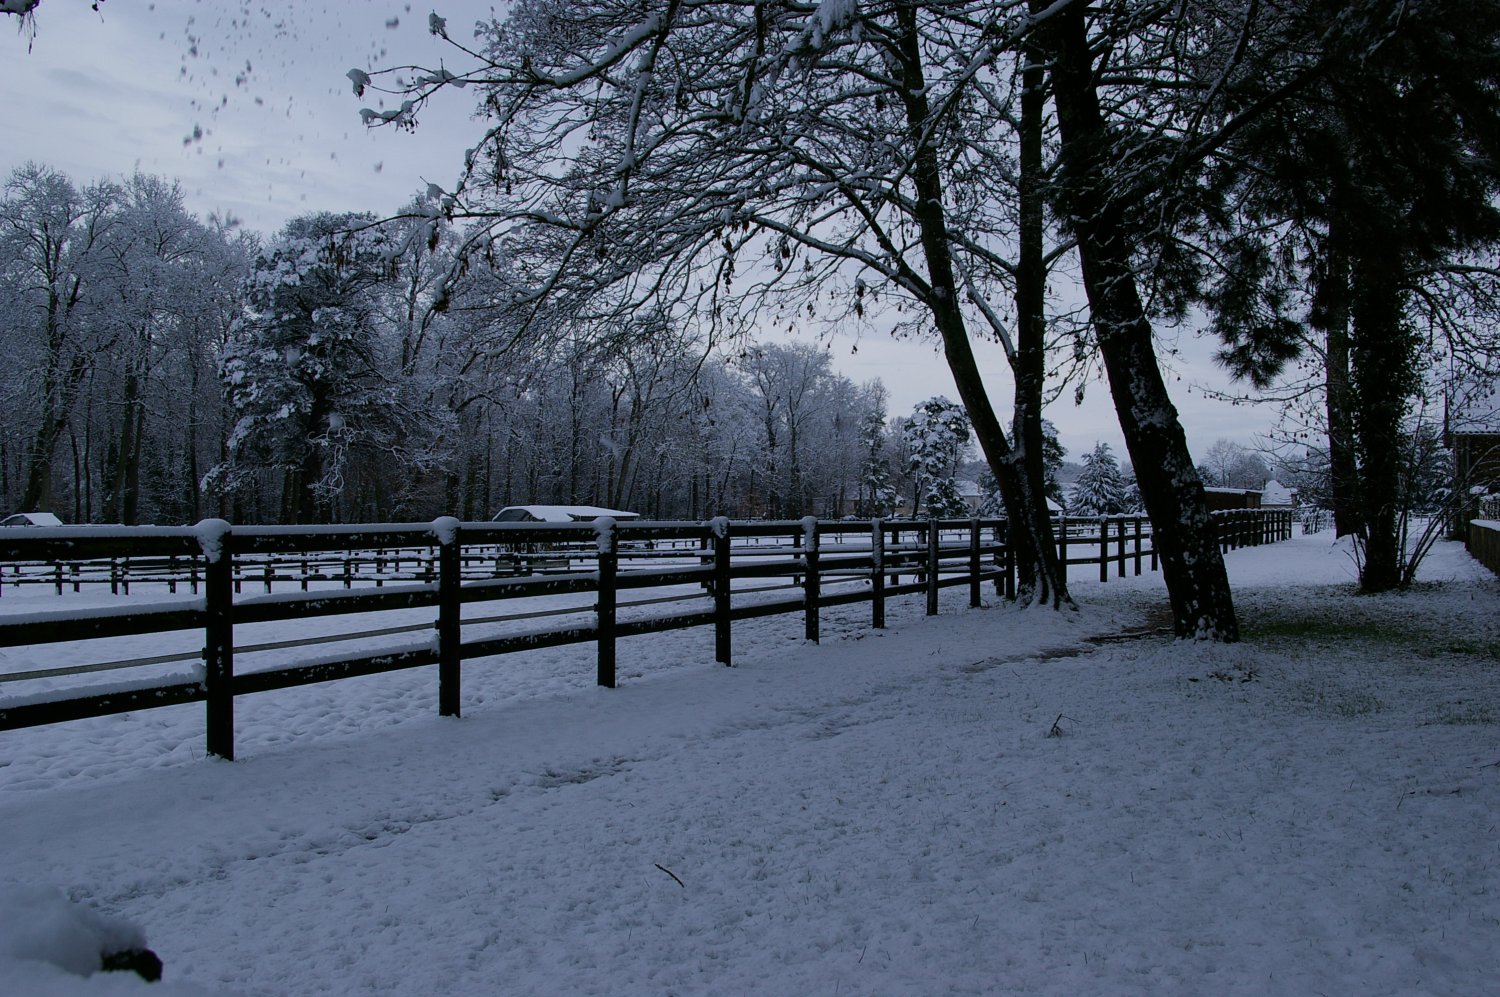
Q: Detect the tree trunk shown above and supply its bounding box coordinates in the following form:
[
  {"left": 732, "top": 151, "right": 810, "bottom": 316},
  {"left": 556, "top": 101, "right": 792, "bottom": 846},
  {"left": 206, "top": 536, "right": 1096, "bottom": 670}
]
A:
[
  {"left": 1011, "top": 37, "right": 1060, "bottom": 600},
  {"left": 895, "top": 3, "right": 1070, "bottom": 607},
  {"left": 1040, "top": 1, "right": 1237, "bottom": 639},
  {"left": 1313, "top": 226, "right": 1361, "bottom": 537},
  {"left": 1348, "top": 246, "right": 1414, "bottom": 593},
  {"left": 108, "top": 367, "right": 144, "bottom": 525}
]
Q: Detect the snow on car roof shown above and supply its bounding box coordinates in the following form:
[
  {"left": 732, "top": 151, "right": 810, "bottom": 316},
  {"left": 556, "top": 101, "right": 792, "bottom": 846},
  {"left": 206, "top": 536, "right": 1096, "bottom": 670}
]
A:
[
  {"left": 2, "top": 512, "right": 64, "bottom": 527},
  {"left": 492, "top": 505, "right": 641, "bottom": 523}
]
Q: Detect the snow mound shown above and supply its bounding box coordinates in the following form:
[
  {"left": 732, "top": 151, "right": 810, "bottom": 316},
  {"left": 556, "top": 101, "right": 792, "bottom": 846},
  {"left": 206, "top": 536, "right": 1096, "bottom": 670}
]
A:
[{"left": 0, "top": 884, "right": 213, "bottom": 995}]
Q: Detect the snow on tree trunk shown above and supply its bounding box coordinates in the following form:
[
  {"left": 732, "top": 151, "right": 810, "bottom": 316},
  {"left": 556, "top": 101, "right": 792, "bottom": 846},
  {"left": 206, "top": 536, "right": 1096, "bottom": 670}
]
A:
[{"left": 1040, "top": 1, "right": 1237, "bottom": 639}]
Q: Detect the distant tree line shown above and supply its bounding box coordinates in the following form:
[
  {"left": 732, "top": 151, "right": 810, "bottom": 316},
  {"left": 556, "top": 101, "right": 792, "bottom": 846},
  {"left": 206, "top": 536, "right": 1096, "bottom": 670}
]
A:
[{"left": 1, "top": 164, "right": 972, "bottom": 525}]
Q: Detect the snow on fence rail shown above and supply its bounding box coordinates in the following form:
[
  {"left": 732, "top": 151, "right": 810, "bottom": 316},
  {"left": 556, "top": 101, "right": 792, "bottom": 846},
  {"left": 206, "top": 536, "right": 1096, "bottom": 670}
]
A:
[{"left": 0, "top": 510, "right": 1292, "bottom": 760}]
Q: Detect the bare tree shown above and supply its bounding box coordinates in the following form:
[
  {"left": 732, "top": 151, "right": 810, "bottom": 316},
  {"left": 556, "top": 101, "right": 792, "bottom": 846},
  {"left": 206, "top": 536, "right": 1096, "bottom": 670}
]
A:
[
  {"left": 362, "top": 0, "right": 1072, "bottom": 606},
  {"left": 0, "top": 163, "right": 119, "bottom": 514}
]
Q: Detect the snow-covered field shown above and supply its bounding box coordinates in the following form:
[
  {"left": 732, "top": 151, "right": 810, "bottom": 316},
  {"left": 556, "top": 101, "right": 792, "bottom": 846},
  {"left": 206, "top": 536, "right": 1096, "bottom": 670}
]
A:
[{"left": 2, "top": 531, "right": 1497, "bottom": 995}]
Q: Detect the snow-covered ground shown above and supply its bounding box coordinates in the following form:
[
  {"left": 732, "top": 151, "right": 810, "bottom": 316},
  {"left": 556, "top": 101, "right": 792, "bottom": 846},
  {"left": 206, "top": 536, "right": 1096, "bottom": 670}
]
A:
[{"left": 2, "top": 531, "right": 1497, "bottom": 995}]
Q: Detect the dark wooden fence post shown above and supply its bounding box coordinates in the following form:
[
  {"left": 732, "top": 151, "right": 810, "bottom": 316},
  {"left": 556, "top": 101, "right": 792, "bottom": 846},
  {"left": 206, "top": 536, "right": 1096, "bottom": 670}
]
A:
[
  {"left": 925, "top": 518, "right": 939, "bottom": 616},
  {"left": 1058, "top": 515, "right": 1069, "bottom": 570},
  {"left": 889, "top": 526, "right": 900, "bottom": 585},
  {"left": 1003, "top": 521, "right": 1016, "bottom": 599},
  {"left": 597, "top": 518, "right": 619, "bottom": 687},
  {"left": 871, "top": 519, "right": 886, "bottom": 629},
  {"left": 1116, "top": 517, "right": 1127, "bottom": 578},
  {"left": 803, "top": 517, "right": 820, "bottom": 643},
  {"left": 435, "top": 517, "right": 462, "bottom": 718},
  {"left": 969, "top": 518, "right": 981, "bottom": 608},
  {"left": 1133, "top": 518, "right": 1143, "bottom": 575},
  {"left": 1104, "top": 515, "right": 1116, "bottom": 578},
  {"left": 712, "top": 517, "right": 732, "bottom": 665},
  {"left": 200, "top": 520, "right": 235, "bottom": 761}
]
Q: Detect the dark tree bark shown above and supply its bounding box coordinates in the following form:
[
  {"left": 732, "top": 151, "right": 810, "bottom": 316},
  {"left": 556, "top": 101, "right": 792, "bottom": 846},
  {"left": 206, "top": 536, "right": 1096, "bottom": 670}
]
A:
[
  {"left": 1348, "top": 245, "right": 1416, "bottom": 592},
  {"left": 896, "top": 3, "right": 1070, "bottom": 608},
  {"left": 1037, "top": 1, "right": 1238, "bottom": 639},
  {"left": 1312, "top": 228, "right": 1361, "bottom": 538},
  {"left": 1010, "top": 37, "right": 1057, "bottom": 601}
]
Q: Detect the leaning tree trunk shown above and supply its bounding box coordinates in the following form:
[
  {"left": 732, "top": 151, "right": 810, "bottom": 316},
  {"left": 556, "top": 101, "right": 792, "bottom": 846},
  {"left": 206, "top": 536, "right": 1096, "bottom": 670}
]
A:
[
  {"left": 895, "top": 3, "right": 1070, "bottom": 607},
  {"left": 1040, "top": 1, "right": 1237, "bottom": 639}
]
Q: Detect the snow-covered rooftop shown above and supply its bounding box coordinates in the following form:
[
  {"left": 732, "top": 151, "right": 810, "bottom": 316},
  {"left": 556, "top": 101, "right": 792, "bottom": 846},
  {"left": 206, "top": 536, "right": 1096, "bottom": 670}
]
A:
[{"left": 1260, "top": 480, "right": 1297, "bottom": 506}]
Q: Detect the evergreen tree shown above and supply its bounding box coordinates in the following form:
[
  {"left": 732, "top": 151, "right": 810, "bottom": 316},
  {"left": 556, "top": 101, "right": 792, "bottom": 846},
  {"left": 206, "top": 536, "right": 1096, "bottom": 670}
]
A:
[
  {"left": 904, "top": 397, "right": 971, "bottom": 518},
  {"left": 1070, "top": 443, "right": 1128, "bottom": 517},
  {"left": 1205, "top": 0, "right": 1500, "bottom": 590},
  {"left": 206, "top": 212, "right": 406, "bottom": 523},
  {"left": 1120, "top": 465, "right": 1145, "bottom": 515},
  {"left": 857, "top": 408, "right": 898, "bottom": 517},
  {"left": 991, "top": 419, "right": 1065, "bottom": 514},
  {"left": 1040, "top": 419, "right": 1067, "bottom": 510}
]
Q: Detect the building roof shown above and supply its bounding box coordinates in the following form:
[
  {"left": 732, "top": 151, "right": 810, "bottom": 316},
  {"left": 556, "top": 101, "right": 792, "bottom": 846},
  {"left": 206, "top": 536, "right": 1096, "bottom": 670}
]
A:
[{"left": 1261, "top": 480, "right": 1297, "bottom": 506}]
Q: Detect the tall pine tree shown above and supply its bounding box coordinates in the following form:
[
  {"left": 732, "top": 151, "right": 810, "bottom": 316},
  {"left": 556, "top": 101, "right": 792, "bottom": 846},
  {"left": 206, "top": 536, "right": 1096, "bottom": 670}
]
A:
[{"left": 1070, "top": 443, "right": 1128, "bottom": 517}]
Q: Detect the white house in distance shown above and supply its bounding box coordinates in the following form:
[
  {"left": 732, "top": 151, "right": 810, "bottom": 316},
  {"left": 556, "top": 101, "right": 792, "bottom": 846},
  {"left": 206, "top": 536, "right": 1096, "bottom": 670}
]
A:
[
  {"left": 1260, "top": 480, "right": 1298, "bottom": 508},
  {"left": 490, "top": 506, "right": 640, "bottom": 523}
]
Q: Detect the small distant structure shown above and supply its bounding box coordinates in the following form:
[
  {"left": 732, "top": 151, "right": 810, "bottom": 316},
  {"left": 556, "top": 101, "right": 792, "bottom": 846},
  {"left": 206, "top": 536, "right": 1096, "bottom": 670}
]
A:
[
  {"left": 1, "top": 511, "right": 64, "bottom": 527},
  {"left": 491, "top": 505, "right": 640, "bottom": 523},
  {"left": 1259, "top": 480, "right": 1298, "bottom": 509},
  {"left": 1202, "top": 487, "right": 1263, "bottom": 512},
  {"left": 1447, "top": 381, "right": 1500, "bottom": 538},
  {"left": 955, "top": 479, "right": 984, "bottom": 514}
]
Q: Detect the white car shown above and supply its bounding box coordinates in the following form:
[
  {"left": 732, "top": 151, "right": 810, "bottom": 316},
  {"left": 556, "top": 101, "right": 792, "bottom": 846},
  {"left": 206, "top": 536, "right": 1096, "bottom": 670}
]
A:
[{"left": 1, "top": 512, "right": 64, "bottom": 527}]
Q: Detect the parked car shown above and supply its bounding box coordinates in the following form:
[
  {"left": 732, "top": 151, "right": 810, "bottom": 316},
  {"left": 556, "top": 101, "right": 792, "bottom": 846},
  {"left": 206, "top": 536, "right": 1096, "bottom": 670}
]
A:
[
  {"left": 491, "top": 505, "right": 639, "bottom": 523},
  {"left": 1, "top": 512, "right": 64, "bottom": 527}
]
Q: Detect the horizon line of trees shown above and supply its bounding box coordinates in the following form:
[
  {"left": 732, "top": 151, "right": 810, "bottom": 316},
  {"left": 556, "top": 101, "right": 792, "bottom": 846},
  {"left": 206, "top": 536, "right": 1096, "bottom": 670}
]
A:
[{"left": 1, "top": 163, "right": 997, "bottom": 526}]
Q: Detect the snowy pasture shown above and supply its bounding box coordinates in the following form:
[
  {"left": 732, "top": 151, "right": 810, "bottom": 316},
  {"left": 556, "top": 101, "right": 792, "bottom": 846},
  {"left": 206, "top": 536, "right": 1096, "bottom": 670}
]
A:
[{"left": 1, "top": 531, "right": 1497, "bottom": 995}]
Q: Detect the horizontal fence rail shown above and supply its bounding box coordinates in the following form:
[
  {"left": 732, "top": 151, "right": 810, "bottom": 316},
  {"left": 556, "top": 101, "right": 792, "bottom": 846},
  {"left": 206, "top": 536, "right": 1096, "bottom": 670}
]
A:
[{"left": 0, "top": 509, "right": 1292, "bottom": 760}]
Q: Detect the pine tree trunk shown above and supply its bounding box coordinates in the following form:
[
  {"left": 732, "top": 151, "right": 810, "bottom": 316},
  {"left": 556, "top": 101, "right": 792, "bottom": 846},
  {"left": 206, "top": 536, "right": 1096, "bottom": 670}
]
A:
[
  {"left": 1039, "top": 1, "right": 1237, "bottom": 639},
  {"left": 1348, "top": 247, "right": 1414, "bottom": 593},
  {"left": 1315, "top": 229, "right": 1361, "bottom": 537}
]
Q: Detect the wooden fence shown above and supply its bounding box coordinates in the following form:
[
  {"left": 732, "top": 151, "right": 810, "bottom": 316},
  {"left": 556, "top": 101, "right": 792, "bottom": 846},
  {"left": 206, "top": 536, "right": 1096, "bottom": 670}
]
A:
[
  {"left": 0, "top": 517, "right": 1010, "bottom": 759},
  {"left": 1469, "top": 519, "right": 1500, "bottom": 578},
  {"left": 0, "top": 509, "right": 1292, "bottom": 760}
]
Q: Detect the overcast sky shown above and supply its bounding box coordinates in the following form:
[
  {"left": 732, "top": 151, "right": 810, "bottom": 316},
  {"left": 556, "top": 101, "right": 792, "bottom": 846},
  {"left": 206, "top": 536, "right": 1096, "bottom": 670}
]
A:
[{"left": 2, "top": 0, "right": 1281, "bottom": 465}]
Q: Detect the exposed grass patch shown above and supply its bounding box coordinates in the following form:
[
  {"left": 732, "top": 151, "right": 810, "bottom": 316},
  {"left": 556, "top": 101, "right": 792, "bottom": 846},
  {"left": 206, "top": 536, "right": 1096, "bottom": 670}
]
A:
[
  {"left": 1241, "top": 594, "right": 1500, "bottom": 662},
  {"left": 1228, "top": 581, "right": 1499, "bottom": 725}
]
